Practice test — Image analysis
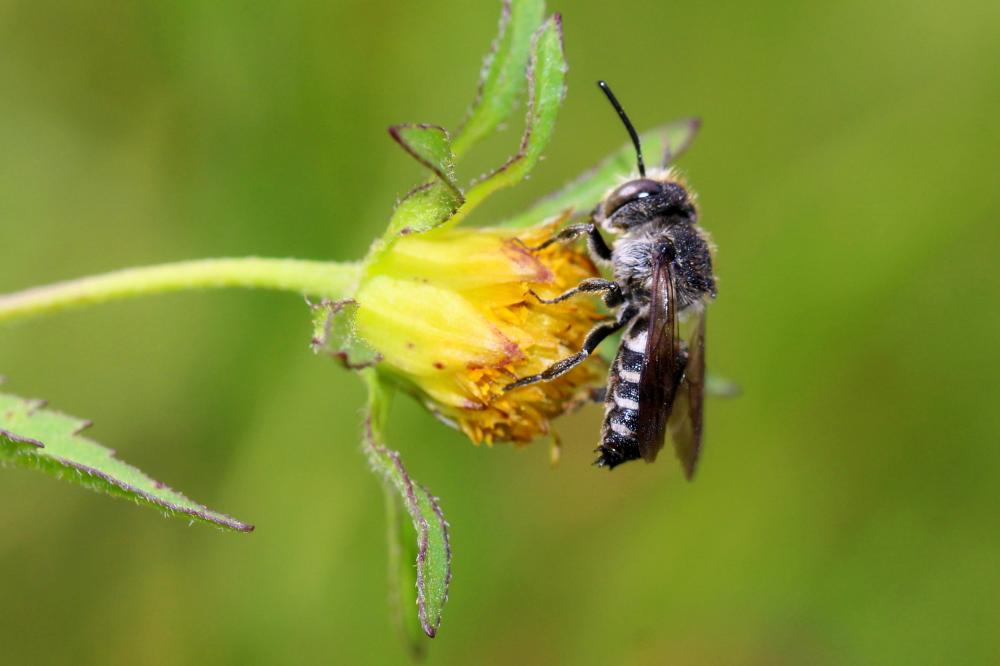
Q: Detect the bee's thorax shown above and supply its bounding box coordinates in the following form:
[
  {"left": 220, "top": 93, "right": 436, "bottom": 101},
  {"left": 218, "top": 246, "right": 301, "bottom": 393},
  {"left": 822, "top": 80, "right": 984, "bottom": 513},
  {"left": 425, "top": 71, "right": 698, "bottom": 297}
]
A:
[{"left": 611, "top": 222, "right": 716, "bottom": 312}]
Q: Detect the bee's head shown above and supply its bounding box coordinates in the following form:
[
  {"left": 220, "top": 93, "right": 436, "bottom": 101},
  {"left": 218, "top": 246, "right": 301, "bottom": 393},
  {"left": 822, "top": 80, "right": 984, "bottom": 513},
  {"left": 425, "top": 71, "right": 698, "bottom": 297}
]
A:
[
  {"left": 599, "top": 176, "right": 695, "bottom": 230},
  {"left": 594, "top": 81, "right": 696, "bottom": 230}
]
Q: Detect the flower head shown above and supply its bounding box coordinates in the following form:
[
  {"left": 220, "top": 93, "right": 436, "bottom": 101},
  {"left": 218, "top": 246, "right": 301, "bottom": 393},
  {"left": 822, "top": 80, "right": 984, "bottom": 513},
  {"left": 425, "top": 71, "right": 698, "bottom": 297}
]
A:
[{"left": 353, "top": 216, "right": 604, "bottom": 445}]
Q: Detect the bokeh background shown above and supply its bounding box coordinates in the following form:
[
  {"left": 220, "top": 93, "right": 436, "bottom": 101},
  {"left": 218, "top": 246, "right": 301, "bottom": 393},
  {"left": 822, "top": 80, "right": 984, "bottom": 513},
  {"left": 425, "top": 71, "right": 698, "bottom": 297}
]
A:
[{"left": 2, "top": 1, "right": 998, "bottom": 664}]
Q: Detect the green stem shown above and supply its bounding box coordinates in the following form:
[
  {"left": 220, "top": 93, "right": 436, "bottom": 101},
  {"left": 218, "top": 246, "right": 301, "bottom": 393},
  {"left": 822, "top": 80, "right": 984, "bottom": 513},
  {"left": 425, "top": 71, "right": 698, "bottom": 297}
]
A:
[{"left": 0, "top": 257, "right": 361, "bottom": 324}]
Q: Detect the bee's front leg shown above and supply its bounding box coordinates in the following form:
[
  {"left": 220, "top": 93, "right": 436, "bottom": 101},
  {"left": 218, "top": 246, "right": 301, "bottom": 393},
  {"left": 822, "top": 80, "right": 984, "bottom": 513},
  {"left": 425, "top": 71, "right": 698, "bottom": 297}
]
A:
[
  {"left": 527, "top": 221, "right": 613, "bottom": 262},
  {"left": 528, "top": 278, "right": 624, "bottom": 307}
]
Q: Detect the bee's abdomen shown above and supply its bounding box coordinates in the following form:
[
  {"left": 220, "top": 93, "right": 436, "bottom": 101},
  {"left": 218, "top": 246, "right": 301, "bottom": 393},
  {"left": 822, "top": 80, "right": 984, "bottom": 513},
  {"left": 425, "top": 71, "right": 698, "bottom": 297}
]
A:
[{"left": 596, "top": 319, "right": 646, "bottom": 468}]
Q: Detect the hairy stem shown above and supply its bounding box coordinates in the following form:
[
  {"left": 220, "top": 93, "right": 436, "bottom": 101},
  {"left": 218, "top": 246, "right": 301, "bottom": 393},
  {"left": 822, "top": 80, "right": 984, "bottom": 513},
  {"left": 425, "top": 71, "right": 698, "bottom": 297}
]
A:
[{"left": 0, "top": 258, "right": 361, "bottom": 324}]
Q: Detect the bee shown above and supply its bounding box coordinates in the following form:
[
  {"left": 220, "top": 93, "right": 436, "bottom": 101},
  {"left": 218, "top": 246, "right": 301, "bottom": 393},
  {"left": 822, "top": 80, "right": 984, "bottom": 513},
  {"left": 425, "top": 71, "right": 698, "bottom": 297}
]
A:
[{"left": 505, "top": 81, "right": 717, "bottom": 476}]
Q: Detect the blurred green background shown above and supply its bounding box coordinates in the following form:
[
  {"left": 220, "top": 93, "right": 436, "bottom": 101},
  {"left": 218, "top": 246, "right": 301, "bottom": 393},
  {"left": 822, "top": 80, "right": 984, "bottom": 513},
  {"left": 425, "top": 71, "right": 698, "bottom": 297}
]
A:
[{"left": 2, "top": 1, "right": 998, "bottom": 664}]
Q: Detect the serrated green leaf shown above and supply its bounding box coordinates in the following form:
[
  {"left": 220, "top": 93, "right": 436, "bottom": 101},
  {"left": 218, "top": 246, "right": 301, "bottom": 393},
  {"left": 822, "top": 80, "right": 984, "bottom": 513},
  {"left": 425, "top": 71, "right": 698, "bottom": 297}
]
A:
[
  {"left": 451, "top": 0, "right": 546, "bottom": 158},
  {"left": 500, "top": 117, "right": 701, "bottom": 228},
  {"left": 310, "top": 298, "right": 381, "bottom": 369},
  {"left": 361, "top": 370, "right": 451, "bottom": 639},
  {"left": 0, "top": 389, "right": 252, "bottom": 532},
  {"left": 388, "top": 124, "right": 461, "bottom": 197},
  {"left": 447, "top": 14, "right": 567, "bottom": 227}
]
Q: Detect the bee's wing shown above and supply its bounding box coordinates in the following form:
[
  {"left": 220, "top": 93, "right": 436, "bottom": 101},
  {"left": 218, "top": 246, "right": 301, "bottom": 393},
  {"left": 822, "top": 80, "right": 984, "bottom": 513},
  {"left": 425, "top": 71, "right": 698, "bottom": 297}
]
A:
[
  {"left": 668, "top": 310, "right": 706, "bottom": 479},
  {"left": 636, "top": 249, "right": 681, "bottom": 463}
]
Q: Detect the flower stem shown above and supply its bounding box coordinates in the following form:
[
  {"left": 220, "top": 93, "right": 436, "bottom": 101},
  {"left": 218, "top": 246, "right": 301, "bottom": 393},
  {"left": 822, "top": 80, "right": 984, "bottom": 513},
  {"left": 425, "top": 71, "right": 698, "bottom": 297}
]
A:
[{"left": 0, "top": 258, "right": 361, "bottom": 324}]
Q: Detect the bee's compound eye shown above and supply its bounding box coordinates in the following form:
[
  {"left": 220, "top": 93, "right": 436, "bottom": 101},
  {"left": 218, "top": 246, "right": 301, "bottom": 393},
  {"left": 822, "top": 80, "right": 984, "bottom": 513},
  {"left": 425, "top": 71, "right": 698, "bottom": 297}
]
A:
[{"left": 604, "top": 179, "right": 664, "bottom": 216}]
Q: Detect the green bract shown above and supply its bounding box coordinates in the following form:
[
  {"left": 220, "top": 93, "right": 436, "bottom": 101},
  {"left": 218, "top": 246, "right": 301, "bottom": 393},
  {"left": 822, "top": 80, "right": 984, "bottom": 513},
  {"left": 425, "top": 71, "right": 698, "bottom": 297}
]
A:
[{"left": 451, "top": 0, "right": 546, "bottom": 158}]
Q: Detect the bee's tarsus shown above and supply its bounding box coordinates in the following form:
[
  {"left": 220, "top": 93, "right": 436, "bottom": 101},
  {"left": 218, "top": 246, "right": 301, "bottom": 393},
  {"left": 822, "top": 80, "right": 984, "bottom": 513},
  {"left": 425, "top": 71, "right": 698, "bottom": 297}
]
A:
[{"left": 504, "top": 350, "right": 589, "bottom": 391}]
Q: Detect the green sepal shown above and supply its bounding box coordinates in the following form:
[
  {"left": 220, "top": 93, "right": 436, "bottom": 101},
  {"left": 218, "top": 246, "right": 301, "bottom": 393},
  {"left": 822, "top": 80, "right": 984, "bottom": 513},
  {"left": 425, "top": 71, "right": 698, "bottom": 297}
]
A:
[
  {"left": 310, "top": 298, "right": 381, "bottom": 369},
  {"left": 383, "top": 182, "right": 463, "bottom": 243},
  {"left": 388, "top": 124, "right": 462, "bottom": 198}
]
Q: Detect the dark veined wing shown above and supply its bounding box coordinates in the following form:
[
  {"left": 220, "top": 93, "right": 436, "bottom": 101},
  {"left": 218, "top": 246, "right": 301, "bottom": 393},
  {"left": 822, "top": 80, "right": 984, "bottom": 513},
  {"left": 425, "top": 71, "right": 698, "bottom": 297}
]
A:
[
  {"left": 668, "top": 310, "right": 706, "bottom": 479},
  {"left": 636, "top": 247, "right": 681, "bottom": 463}
]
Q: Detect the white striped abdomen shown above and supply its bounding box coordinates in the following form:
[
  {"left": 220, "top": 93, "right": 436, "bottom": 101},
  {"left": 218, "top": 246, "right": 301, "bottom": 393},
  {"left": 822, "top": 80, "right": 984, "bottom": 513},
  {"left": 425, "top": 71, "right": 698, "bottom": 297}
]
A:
[{"left": 595, "top": 315, "right": 647, "bottom": 468}]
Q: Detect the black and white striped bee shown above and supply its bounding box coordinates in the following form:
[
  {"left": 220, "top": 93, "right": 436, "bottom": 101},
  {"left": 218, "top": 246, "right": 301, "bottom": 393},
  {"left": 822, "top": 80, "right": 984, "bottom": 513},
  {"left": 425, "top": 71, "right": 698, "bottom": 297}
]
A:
[{"left": 506, "top": 81, "right": 717, "bottom": 477}]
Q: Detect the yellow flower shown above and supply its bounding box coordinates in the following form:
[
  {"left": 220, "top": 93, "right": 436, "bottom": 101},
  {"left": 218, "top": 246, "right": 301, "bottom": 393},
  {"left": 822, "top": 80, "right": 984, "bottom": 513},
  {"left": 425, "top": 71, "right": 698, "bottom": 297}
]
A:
[{"left": 354, "top": 215, "right": 605, "bottom": 445}]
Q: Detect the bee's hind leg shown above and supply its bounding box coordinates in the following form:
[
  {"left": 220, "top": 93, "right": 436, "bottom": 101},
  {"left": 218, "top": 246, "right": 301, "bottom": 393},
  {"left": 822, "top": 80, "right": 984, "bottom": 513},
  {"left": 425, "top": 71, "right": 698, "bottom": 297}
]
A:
[
  {"left": 504, "top": 305, "right": 637, "bottom": 392},
  {"left": 528, "top": 278, "right": 624, "bottom": 307}
]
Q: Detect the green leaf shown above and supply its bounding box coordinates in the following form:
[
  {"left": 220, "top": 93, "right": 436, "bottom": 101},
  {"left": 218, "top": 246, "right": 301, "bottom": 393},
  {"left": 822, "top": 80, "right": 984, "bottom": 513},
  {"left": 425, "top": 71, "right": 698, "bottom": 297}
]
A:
[
  {"left": 0, "top": 387, "right": 252, "bottom": 532},
  {"left": 388, "top": 124, "right": 461, "bottom": 198},
  {"left": 361, "top": 370, "right": 451, "bottom": 639},
  {"left": 447, "top": 13, "right": 567, "bottom": 226},
  {"left": 500, "top": 117, "right": 701, "bottom": 228},
  {"left": 310, "top": 298, "right": 381, "bottom": 369},
  {"left": 451, "top": 0, "right": 547, "bottom": 158}
]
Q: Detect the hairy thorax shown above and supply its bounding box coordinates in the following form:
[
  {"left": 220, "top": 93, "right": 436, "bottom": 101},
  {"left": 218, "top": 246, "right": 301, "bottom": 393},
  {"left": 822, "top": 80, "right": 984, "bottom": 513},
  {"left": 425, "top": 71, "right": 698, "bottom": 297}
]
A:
[{"left": 611, "top": 221, "right": 717, "bottom": 312}]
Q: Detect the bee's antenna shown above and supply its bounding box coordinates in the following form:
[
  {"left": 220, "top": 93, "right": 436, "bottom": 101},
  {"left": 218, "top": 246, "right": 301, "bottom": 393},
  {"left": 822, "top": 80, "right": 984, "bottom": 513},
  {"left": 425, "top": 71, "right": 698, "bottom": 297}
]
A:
[{"left": 597, "top": 80, "right": 645, "bottom": 177}]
